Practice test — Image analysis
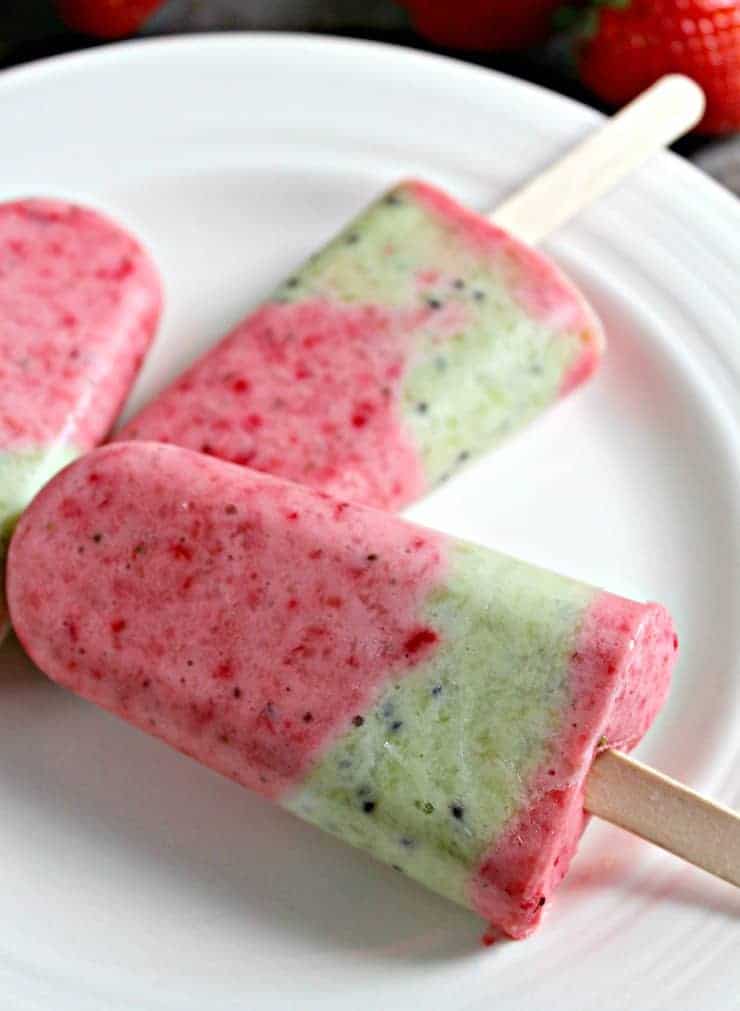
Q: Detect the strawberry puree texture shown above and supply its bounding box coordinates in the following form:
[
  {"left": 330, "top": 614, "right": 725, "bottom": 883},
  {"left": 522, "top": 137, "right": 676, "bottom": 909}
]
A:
[
  {"left": 121, "top": 181, "right": 604, "bottom": 509},
  {"left": 0, "top": 198, "right": 161, "bottom": 637},
  {"left": 7, "top": 444, "right": 677, "bottom": 939},
  {"left": 120, "top": 300, "right": 429, "bottom": 508},
  {"left": 8, "top": 443, "right": 444, "bottom": 796},
  {"left": 0, "top": 198, "right": 161, "bottom": 451}
]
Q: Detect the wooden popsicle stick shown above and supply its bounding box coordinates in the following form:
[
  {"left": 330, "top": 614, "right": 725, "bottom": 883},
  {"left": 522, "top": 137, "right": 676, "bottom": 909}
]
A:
[
  {"left": 585, "top": 749, "right": 740, "bottom": 888},
  {"left": 490, "top": 75, "right": 706, "bottom": 245}
]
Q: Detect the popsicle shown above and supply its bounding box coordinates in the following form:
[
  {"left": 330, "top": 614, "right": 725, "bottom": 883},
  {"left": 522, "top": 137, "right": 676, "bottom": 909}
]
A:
[
  {"left": 120, "top": 180, "right": 604, "bottom": 509},
  {"left": 118, "top": 76, "right": 705, "bottom": 510},
  {"left": 7, "top": 442, "right": 679, "bottom": 938},
  {"left": 0, "top": 197, "right": 162, "bottom": 636}
]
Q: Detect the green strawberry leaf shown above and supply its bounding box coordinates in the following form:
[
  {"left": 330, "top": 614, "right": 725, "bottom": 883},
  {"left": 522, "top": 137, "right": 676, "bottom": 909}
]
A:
[{"left": 553, "top": 0, "right": 629, "bottom": 38}]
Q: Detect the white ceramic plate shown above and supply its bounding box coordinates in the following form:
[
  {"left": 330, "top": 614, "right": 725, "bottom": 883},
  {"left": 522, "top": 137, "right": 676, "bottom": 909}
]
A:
[{"left": 0, "top": 34, "right": 738, "bottom": 1011}]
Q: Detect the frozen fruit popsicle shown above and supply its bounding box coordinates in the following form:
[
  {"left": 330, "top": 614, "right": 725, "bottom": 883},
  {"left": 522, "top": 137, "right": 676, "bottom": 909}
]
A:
[
  {"left": 0, "top": 198, "right": 162, "bottom": 636},
  {"left": 7, "top": 442, "right": 678, "bottom": 938},
  {"left": 118, "top": 77, "right": 705, "bottom": 511},
  {"left": 120, "top": 179, "right": 604, "bottom": 509}
]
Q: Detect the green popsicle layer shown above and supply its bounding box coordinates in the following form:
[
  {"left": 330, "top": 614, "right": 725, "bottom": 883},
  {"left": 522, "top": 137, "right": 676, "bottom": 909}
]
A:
[{"left": 283, "top": 539, "right": 594, "bottom": 907}]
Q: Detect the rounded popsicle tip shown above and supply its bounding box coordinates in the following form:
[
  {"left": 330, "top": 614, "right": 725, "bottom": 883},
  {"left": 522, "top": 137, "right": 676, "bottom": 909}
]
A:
[
  {"left": 0, "top": 196, "right": 163, "bottom": 453},
  {"left": 6, "top": 440, "right": 450, "bottom": 800}
]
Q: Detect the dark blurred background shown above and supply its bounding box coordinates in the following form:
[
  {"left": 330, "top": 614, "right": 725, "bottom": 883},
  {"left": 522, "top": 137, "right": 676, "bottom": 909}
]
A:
[{"left": 1, "top": 0, "right": 738, "bottom": 195}]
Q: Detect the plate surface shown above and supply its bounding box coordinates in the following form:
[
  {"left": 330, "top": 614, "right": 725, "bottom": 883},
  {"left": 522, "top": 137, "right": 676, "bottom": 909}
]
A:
[{"left": 0, "top": 34, "right": 738, "bottom": 1011}]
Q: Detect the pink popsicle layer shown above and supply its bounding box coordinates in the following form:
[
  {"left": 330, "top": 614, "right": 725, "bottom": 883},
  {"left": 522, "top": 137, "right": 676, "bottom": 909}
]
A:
[
  {"left": 0, "top": 198, "right": 161, "bottom": 452},
  {"left": 0, "top": 197, "right": 162, "bottom": 635}
]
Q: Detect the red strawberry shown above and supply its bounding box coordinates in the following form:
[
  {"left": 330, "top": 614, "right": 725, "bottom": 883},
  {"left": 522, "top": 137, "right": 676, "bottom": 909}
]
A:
[
  {"left": 578, "top": 0, "right": 740, "bottom": 134},
  {"left": 399, "top": 1, "right": 563, "bottom": 51},
  {"left": 55, "top": 0, "right": 166, "bottom": 38}
]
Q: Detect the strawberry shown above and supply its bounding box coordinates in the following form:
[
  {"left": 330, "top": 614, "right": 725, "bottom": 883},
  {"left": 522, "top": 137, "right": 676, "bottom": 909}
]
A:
[
  {"left": 55, "top": 0, "right": 166, "bottom": 38},
  {"left": 399, "top": 1, "right": 563, "bottom": 51},
  {"left": 577, "top": 0, "right": 740, "bottom": 134}
]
